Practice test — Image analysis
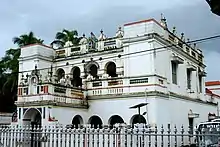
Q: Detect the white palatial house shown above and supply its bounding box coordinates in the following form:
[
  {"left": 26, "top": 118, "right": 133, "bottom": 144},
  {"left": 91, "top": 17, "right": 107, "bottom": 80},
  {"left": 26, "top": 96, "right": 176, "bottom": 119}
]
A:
[{"left": 12, "top": 17, "right": 218, "bottom": 130}]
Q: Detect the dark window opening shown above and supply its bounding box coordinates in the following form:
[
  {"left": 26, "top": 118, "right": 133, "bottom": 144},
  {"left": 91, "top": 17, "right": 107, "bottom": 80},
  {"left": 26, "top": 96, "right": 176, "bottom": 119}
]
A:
[
  {"left": 89, "top": 64, "right": 98, "bottom": 78},
  {"left": 71, "top": 67, "right": 82, "bottom": 87},
  {"left": 106, "top": 62, "right": 117, "bottom": 77},
  {"left": 199, "top": 75, "right": 203, "bottom": 93},
  {"left": 187, "top": 69, "right": 192, "bottom": 89},
  {"left": 171, "top": 61, "right": 178, "bottom": 84}
]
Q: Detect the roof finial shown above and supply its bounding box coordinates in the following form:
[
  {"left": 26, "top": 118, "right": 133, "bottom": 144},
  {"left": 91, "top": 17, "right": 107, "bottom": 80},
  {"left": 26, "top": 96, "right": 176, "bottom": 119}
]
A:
[
  {"left": 160, "top": 13, "right": 167, "bottom": 28},
  {"left": 98, "top": 29, "right": 106, "bottom": 41},
  {"left": 181, "top": 33, "right": 185, "bottom": 40},
  {"left": 193, "top": 43, "right": 197, "bottom": 49},
  {"left": 116, "top": 26, "right": 124, "bottom": 38},
  {"left": 172, "top": 27, "right": 176, "bottom": 34}
]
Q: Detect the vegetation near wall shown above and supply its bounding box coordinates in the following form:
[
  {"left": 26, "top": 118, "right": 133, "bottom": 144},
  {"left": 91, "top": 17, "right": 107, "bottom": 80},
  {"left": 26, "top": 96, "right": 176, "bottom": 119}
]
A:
[{"left": 0, "top": 30, "right": 80, "bottom": 112}]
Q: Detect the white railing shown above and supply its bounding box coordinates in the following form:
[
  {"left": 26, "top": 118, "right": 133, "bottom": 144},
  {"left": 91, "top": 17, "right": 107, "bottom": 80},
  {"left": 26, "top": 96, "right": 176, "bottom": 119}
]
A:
[
  {"left": 0, "top": 124, "right": 215, "bottom": 147},
  {"left": 107, "top": 88, "right": 123, "bottom": 95}
]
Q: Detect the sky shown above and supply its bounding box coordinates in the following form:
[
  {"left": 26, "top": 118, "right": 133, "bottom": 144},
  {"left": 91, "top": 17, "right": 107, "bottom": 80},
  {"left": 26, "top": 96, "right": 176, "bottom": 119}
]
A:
[{"left": 0, "top": 0, "right": 220, "bottom": 81}]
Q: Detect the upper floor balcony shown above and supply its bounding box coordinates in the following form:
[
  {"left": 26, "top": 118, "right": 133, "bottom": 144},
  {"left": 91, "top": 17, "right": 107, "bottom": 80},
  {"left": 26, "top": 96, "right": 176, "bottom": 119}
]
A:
[
  {"left": 16, "top": 83, "right": 87, "bottom": 108},
  {"left": 55, "top": 33, "right": 123, "bottom": 60}
]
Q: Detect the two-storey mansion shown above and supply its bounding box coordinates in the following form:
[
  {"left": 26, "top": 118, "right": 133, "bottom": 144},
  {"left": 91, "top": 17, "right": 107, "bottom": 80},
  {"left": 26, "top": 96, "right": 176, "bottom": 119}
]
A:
[{"left": 13, "top": 17, "right": 218, "bottom": 129}]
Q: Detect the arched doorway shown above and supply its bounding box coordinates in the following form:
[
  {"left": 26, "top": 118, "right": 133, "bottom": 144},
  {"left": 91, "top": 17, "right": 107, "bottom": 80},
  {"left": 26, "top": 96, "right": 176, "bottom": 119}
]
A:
[
  {"left": 23, "top": 108, "right": 42, "bottom": 126},
  {"left": 108, "top": 115, "right": 124, "bottom": 128},
  {"left": 72, "top": 115, "right": 83, "bottom": 128},
  {"left": 130, "top": 114, "right": 146, "bottom": 126},
  {"left": 89, "top": 115, "right": 103, "bottom": 129},
  {"left": 71, "top": 67, "right": 82, "bottom": 87}
]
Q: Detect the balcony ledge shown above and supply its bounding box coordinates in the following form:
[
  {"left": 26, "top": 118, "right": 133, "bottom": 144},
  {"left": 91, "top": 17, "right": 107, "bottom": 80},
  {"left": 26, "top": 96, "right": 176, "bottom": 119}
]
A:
[{"left": 15, "top": 100, "right": 88, "bottom": 109}]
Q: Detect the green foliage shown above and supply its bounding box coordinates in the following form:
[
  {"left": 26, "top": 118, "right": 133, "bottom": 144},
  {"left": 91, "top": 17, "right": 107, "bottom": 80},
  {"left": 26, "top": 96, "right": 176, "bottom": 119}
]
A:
[
  {"left": 0, "top": 32, "right": 43, "bottom": 112},
  {"left": 51, "top": 29, "right": 81, "bottom": 48}
]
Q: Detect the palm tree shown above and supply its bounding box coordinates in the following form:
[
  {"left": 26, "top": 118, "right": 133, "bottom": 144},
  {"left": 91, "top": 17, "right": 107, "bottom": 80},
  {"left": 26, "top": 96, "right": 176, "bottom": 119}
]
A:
[
  {"left": 12, "top": 31, "right": 44, "bottom": 47},
  {"left": 0, "top": 32, "right": 44, "bottom": 112},
  {"left": 51, "top": 29, "right": 81, "bottom": 48},
  {"left": 0, "top": 49, "right": 19, "bottom": 112}
]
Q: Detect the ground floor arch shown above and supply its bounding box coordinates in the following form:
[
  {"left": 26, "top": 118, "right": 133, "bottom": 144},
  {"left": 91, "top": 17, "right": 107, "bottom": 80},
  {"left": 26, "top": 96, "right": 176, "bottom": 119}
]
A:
[
  {"left": 23, "top": 108, "right": 42, "bottom": 126},
  {"left": 88, "top": 115, "right": 103, "bottom": 129},
  {"left": 72, "top": 115, "right": 83, "bottom": 128},
  {"left": 130, "top": 114, "right": 146, "bottom": 126},
  {"left": 108, "top": 115, "right": 124, "bottom": 128}
]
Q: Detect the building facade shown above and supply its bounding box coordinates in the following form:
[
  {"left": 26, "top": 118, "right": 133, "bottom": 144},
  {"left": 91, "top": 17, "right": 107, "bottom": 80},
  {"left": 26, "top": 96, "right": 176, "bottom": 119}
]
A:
[{"left": 12, "top": 18, "right": 218, "bottom": 129}]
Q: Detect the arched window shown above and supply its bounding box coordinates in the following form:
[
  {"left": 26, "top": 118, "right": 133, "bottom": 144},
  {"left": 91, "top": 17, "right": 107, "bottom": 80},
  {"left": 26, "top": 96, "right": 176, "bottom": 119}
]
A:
[
  {"left": 56, "top": 68, "right": 65, "bottom": 81},
  {"left": 106, "top": 62, "right": 117, "bottom": 77},
  {"left": 71, "top": 67, "right": 82, "bottom": 87},
  {"left": 89, "top": 64, "right": 98, "bottom": 78}
]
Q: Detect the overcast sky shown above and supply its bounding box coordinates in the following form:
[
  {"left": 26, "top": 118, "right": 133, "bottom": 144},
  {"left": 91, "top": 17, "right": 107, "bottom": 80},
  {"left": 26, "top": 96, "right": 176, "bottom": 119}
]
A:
[{"left": 0, "top": 0, "right": 220, "bottom": 81}]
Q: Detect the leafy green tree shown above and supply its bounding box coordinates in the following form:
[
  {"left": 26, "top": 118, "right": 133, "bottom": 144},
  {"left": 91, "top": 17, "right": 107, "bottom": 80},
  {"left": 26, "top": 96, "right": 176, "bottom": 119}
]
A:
[
  {"left": 51, "top": 29, "right": 81, "bottom": 48},
  {"left": 0, "top": 32, "right": 43, "bottom": 112},
  {"left": 12, "top": 31, "right": 43, "bottom": 47}
]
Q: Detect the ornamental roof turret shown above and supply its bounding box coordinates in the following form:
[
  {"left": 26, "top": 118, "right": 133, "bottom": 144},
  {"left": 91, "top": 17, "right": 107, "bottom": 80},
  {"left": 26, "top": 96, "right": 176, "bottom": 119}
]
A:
[
  {"left": 98, "top": 29, "right": 107, "bottom": 41},
  {"left": 79, "top": 34, "right": 88, "bottom": 45},
  {"left": 116, "top": 26, "right": 124, "bottom": 38}
]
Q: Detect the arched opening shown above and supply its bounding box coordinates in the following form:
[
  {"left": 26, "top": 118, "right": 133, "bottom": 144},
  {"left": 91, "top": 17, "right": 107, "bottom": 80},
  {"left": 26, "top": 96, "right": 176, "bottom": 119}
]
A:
[
  {"left": 89, "top": 115, "right": 103, "bottom": 129},
  {"left": 130, "top": 115, "right": 146, "bottom": 126},
  {"left": 72, "top": 115, "right": 83, "bottom": 129},
  {"left": 109, "top": 115, "right": 124, "bottom": 128},
  {"left": 56, "top": 68, "right": 65, "bottom": 81},
  {"left": 23, "top": 108, "right": 42, "bottom": 126},
  {"left": 71, "top": 67, "right": 82, "bottom": 87},
  {"left": 89, "top": 64, "right": 98, "bottom": 78},
  {"left": 106, "top": 62, "right": 117, "bottom": 77},
  {"left": 23, "top": 108, "right": 42, "bottom": 146}
]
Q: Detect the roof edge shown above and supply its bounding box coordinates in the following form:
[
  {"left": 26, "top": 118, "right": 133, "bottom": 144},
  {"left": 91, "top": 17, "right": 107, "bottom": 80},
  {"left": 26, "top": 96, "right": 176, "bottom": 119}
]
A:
[{"left": 21, "top": 43, "right": 53, "bottom": 49}]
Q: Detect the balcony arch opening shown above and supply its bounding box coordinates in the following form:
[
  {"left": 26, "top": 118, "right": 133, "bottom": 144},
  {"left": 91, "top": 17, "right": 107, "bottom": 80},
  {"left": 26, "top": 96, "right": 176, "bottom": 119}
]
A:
[
  {"left": 130, "top": 114, "right": 146, "bottom": 126},
  {"left": 72, "top": 115, "right": 83, "bottom": 129},
  {"left": 89, "top": 64, "right": 98, "bottom": 79},
  {"left": 88, "top": 115, "right": 103, "bottom": 129},
  {"left": 56, "top": 68, "right": 65, "bottom": 81},
  {"left": 108, "top": 115, "right": 124, "bottom": 128},
  {"left": 106, "top": 62, "right": 117, "bottom": 77},
  {"left": 71, "top": 66, "right": 82, "bottom": 87}
]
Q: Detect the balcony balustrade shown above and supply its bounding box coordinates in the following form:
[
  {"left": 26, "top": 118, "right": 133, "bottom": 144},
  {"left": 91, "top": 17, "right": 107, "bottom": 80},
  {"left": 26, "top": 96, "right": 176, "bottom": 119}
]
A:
[
  {"left": 87, "top": 75, "right": 167, "bottom": 96},
  {"left": 17, "top": 84, "right": 86, "bottom": 107}
]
